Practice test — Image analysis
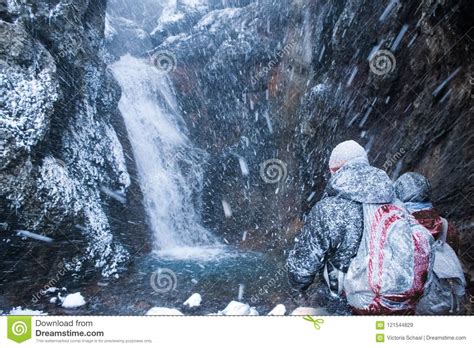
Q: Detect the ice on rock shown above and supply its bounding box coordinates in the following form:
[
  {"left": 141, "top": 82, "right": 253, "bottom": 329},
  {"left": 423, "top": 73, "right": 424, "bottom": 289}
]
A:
[
  {"left": 146, "top": 307, "right": 184, "bottom": 315},
  {"left": 183, "top": 293, "right": 202, "bottom": 308},
  {"left": 267, "top": 304, "right": 286, "bottom": 316},
  {"left": 61, "top": 292, "right": 86, "bottom": 308},
  {"left": 218, "top": 301, "right": 259, "bottom": 315}
]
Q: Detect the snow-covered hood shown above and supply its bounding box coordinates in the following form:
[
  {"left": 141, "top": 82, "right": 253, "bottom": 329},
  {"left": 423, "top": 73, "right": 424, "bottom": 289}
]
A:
[
  {"left": 327, "top": 158, "right": 395, "bottom": 203},
  {"left": 394, "top": 172, "right": 431, "bottom": 203}
]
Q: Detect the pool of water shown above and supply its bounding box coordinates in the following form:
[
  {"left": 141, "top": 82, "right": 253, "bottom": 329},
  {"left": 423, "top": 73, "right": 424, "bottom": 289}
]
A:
[
  {"left": 118, "top": 247, "right": 291, "bottom": 314},
  {"left": 32, "top": 247, "right": 293, "bottom": 315},
  {"left": 2, "top": 245, "right": 352, "bottom": 315}
]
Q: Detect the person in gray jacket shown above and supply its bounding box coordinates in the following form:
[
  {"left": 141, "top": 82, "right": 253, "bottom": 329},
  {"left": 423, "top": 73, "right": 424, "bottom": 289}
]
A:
[{"left": 287, "top": 140, "right": 395, "bottom": 294}]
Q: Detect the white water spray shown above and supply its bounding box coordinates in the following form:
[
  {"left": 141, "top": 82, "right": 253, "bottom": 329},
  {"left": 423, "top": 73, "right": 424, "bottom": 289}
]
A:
[{"left": 111, "top": 55, "right": 219, "bottom": 258}]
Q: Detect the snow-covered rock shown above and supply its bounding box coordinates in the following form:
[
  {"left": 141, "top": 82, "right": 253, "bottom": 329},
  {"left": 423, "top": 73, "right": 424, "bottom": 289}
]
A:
[
  {"left": 149, "top": 0, "right": 209, "bottom": 44},
  {"left": 183, "top": 293, "right": 202, "bottom": 308},
  {"left": 105, "top": 15, "right": 153, "bottom": 58},
  {"left": 61, "top": 292, "right": 86, "bottom": 308},
  {"left": 146, "top": 307, "right": 184, "bottom": 315},
  {"left": 267, "top": 304, "right": 286, "bottom": 316},
  {"left": 218, "top": 301, "right": 259, "bottom": 316},
  {"left": 1, "top": 0, "right": 151, "bottom": 289}
]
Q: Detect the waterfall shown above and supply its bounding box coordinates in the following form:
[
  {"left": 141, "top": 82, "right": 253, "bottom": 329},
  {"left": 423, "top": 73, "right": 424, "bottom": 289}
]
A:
[{"left": 111, "top": 55, "right": 219, "bottom": 258}]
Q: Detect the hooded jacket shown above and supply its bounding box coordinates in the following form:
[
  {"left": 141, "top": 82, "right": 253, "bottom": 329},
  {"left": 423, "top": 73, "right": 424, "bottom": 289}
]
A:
[
  {"left": 287, "top": 158, "right": 395, "bottom": 291},
  {"left": 394, "top": 172, "right": 459, "bottom": 251}
]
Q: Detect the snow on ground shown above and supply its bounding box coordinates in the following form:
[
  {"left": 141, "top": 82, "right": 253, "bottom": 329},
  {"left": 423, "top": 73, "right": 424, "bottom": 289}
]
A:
[
  {"left": 267, "top": 304, "right": 286, "bottom": 315},
  {"left": 61, "top": 292, "right": 86, "bottom": 308},
  {"left": 183, "top": 293, "right": 202, "bottom": 308},
  {"left": 146, "top": 307, "right": 184, "bottom": 315},
  {"left": 10, "top": 307, "right": 47, "bottom": 315}
]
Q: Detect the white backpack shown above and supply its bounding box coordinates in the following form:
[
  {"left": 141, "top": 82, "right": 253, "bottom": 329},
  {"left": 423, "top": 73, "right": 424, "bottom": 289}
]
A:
[
  {"left": 344, "top": 201, "right": 434, "bottom": 314},
  {"left": 416, "top": 218, "right": 466, "bottom": 314}
]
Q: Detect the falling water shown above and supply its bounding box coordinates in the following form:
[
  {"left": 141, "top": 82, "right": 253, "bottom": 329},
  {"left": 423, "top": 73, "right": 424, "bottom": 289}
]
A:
[{"left": 111, "top": 55, "right": 220, "bottom": 259}]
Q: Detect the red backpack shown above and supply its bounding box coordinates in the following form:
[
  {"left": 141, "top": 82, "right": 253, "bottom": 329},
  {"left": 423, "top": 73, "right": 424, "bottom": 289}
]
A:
[{"left": 344, "top": 202, "right": 434, "bottom": 314}]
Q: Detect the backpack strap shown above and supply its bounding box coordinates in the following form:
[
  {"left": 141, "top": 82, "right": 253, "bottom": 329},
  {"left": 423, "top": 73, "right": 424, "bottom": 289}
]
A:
[{"left": 439, "top": 217, "right": 448, "bottom": 243}]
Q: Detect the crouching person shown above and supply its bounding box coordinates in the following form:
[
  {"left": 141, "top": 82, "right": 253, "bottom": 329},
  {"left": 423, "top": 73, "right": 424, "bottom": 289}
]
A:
[
  {"left": 395, "top": 172, "right": 466, "bottom": 314},
  {"left": 287, "top": 141, "right": 379, "bottom": 294},
  {"left": 288, "top": 141, "right": 430, "bottom": 315},
  {"left": 394, "top": 172, "right": 460, "bottom": 251},
  {"left": 287, "top": 140, "right": 435, "bottom": 315}
]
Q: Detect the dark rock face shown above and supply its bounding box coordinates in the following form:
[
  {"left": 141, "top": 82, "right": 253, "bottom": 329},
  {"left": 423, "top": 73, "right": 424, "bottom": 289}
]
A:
[
  {"left": 1, "top": 0, "right": 472, "bottom": 313},
  {"left": 157, "top": 0, "right": 473, "bottom": 265},
  {"left": 0, "top": 0, "right": 150, "bottom": 297}
]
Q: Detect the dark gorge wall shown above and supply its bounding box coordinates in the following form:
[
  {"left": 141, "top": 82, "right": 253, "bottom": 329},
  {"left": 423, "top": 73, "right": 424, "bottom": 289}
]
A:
[
  {"left": 0, "top": 0, "right": 150, "bottom": 299},
  {"left": 1, "top": 0, "right": 472, "bottom": 310},
  {"left": 157, "top": 0, "right": 473, "bottom": 264}
]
